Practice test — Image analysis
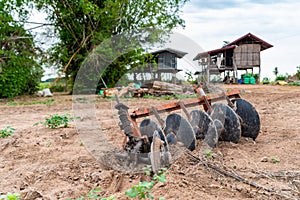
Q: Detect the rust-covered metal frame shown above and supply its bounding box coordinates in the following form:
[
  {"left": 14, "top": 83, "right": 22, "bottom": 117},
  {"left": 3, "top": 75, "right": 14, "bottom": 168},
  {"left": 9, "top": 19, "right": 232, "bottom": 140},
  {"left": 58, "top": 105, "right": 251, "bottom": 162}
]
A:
[{"left": 130, "top": 89, "right": 241, "bottom": 121}]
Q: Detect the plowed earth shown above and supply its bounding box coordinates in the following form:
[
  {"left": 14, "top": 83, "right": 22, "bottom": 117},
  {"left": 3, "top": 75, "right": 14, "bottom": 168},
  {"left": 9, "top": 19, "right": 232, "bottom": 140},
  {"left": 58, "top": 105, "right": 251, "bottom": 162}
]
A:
[{"left": 0, "top": 85, "right": 299, "bottom": 200}]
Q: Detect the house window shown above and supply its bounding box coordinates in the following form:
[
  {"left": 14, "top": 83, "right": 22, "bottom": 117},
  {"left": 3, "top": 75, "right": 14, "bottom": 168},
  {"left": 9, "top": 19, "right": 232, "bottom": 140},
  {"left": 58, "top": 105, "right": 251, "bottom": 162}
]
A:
[{"left": 158, "top": 52, "right": 176, "bottom": 69}]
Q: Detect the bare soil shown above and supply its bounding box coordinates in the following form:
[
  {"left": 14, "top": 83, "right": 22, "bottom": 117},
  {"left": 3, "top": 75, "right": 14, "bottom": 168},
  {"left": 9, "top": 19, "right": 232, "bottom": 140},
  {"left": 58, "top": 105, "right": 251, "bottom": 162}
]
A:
[{"left": 0, "top": 85, "right": 299, "bottom": 200}]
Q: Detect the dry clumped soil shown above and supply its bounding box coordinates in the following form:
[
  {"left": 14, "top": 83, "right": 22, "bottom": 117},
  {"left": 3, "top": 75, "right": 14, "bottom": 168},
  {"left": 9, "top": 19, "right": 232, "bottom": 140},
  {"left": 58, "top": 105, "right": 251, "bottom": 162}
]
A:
[{"left": 0, "top": 85, "right": 299, "bottom": 200}]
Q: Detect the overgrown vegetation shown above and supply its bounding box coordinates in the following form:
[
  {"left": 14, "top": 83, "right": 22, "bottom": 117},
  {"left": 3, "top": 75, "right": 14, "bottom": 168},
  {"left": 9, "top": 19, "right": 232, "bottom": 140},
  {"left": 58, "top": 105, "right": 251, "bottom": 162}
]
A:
[
  {"left": 0, "top": 126, "right": 15, "bottom": 138},
  {"left": 34, "top": 113, "right": 76, "bottom": 128},
  {"left": 0, "top": 1, "right": 44, "bottom": 99}
]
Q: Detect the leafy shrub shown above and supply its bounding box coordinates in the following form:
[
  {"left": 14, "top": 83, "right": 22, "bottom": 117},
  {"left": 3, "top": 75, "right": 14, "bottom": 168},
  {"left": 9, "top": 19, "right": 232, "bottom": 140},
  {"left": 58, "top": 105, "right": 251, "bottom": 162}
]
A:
[
  {"left": 261, "top": 77, "right": 270, "bottom": 84},
  {"left": 275, "top": 75, "right": 286, "bottom": 81},
  {"left": 0, "top": 126, "right": 15, "bottom": 138},
  {"left": 38, "top": 82, "right": 51, "bottom": 90},
  {"left": 34, "top": 113, "right": 76, "bottom": 128},
  {"left": 50, "top": 84, "right": 65, "bottom": 92}
]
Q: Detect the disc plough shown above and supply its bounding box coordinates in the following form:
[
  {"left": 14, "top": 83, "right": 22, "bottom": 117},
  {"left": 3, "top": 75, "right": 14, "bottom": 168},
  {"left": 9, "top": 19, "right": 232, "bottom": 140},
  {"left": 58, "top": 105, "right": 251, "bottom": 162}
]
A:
[{"left": 114, "top": 87, "right": 260, "bottom": 173}]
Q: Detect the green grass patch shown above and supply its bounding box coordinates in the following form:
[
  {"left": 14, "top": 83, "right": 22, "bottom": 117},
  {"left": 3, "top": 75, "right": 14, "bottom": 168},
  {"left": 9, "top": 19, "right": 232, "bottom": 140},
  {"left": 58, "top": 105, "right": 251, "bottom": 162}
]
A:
[{"left": 5, "top": 98, "right": 54, "bottom": 106}]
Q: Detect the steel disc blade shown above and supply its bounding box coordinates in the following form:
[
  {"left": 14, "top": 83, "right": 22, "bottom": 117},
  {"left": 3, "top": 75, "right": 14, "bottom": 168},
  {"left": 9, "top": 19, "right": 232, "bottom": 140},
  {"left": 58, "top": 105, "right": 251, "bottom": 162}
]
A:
[
  {"left": 140, "top": 119, "right": 171, "bottom": 167},
  {"left": 190, "top": 110, "right": 218, "bottom": 148},
  {"left": 208, "top": 103, "right": 241, "bottom": 143},
  {"left": 232, "top": 98, "right": 260, "bottom": 140},
  {"left": 139, "top": 119, "right": 166, "bottom": 143},
  {"left": 165, "top": 113, "right": 196, "bottom": 151}
]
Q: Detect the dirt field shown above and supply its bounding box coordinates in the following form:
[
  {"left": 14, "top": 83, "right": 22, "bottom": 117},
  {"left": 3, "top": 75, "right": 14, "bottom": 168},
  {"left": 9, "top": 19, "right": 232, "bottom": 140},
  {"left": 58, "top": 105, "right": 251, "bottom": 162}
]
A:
[{"left": 0, "top": 85, "right": 299, "bottom": 200}]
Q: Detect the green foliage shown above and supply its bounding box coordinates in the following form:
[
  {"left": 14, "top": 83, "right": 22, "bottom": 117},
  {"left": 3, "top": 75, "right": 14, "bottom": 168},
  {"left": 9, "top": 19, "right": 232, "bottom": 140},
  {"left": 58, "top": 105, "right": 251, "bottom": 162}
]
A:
[
  {"left": 34, "top": 113, "right": 76, "bottom": 128},
  {"left": 253, "top": 73, "right": 259, "bottom": 80},
  {"left": 38, "top": 82, "right": 51, "bottom": 90},
  {"left": 6, "top": 99, "right": 54, "bottom": 106},
  {"left": 0, "top": 192, "right": 21, "bottom": 200},
  {"left": 125, "top": 166, "right": 168, "bottom": 199},
  {"left": 0, "top": 1, "right": 44, "bottom": 98},
  {"left": 66, "top": 188, "right": 116, "bottom": 200},
  {"left": 203, "top": 149, "right": 216, "bottom": 159},
  {"left": 142, "top": 94, "right": 155, "bottom": 99},
  {"left": 143, "top": 93, "right": 197, "bottom": 100},
  {"left": 261, "top": 77, "right": 270, "bottom": 84},
  {"left": 296, "top": 66, "right": 300, "bottom": 79},
  {"left": 0, "top": 126, "right": 15, "bottom": 138},
  {"left": 49, "top": 84, "right": 65, "bottom": 92},
  {"left": 275, "top": 75, "right": 286, "bottom": 81},
  {"left": 31, "top": 0, "right": 188, "bottom": 91},
  {"left": 288, "top": 81, "right": 299, "bottom": 86}
]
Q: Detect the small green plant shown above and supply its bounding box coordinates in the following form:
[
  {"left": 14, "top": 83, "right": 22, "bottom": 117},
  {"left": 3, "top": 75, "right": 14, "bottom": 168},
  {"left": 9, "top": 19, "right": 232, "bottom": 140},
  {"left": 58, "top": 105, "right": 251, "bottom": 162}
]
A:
[
  {"left": 45, "top": 141, "right": 52, "bottom": 147},
  {"left": 125, "top": 166, "right": 168, "bottom": 199},
  {"left": 203, "top": 149, "right": 216, "bottom": 159},
  {"left": 0, "top": 126, "right": 15, "bottom": 138},
  {"left": 0, "top": 192, "right": 21, "bottom": 200},
  {"left": 34, "top": 113, "right": 75, "bottom": 128},
  {"left": 261, "top": 77, "right": 270, "bottom": 84},
  {"left": 270, "top": 156, "right": 280, "bottom": 164},
  {"left": 66, "top": 188, "right": 116, "bottom": 200},
  {"left": 143, "top": 94, "right": 154, "bottom": 99}
]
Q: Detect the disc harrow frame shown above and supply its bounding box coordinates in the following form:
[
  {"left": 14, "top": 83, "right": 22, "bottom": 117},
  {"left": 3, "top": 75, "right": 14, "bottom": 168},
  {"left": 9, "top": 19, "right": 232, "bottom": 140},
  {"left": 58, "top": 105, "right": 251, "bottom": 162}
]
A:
[{"left": 114, "top": 88, "right": 260, "bottom": 173}]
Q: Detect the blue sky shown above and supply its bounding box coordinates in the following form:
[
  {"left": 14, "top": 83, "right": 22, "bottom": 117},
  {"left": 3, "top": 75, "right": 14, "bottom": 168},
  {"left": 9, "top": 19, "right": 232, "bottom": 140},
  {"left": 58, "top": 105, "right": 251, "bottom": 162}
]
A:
[{"left": 174, "top": 0, "right": 300, "bottom": 80}]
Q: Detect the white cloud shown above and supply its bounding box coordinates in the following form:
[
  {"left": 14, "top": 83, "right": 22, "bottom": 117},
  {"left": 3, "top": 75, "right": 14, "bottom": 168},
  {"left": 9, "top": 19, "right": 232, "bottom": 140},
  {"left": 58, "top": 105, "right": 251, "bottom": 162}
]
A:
[{"left": 175, "top": 0, "right": 300, "bottom": 79}]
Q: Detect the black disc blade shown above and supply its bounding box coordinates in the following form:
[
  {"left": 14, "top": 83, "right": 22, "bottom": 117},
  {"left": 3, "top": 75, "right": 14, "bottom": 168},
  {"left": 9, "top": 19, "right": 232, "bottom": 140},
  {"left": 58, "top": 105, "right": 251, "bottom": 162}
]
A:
[
  {"left": 165, "top": 113, "right": 196, "bottom": 151},
  {"left": 232, "top": 98, "right": 260, "bottom": 140},
  {"left": 208, "top": 103, "right": 241, "bottom": 143},
  {"left": 140, "top": 119, "right": 166, "bottom": 143},
  {"left": 139, "top": 119, "right": 168, "bottom": 152},
  {"left": 190, "top": 110, "right": 218, "bottom": 148},
  {"left": 140, "top": 119, "right": 171, "bottom": 166}
]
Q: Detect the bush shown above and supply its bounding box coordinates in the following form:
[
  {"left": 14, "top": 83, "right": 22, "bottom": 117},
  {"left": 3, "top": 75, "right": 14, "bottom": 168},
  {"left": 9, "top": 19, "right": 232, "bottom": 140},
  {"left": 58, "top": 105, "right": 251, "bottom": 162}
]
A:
[
  {"left": 275, "top": 75, "right": 286, "bottom": 81},
  {"left": 0, "top": 65, "right": 43, "bottom": 98},
  {"left": 49, "top": 84, "right": 65, "bottom": 92}
]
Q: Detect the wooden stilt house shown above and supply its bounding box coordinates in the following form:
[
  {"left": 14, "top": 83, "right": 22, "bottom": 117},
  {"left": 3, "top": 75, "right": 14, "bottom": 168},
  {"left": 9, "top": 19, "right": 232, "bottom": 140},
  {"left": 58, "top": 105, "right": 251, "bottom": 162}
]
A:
[
  {"left": 132, "top": 48, "right": 187, "bottom": 84},
  {"left": 193, "top": 33, "right": 273, "bottom": 83}
]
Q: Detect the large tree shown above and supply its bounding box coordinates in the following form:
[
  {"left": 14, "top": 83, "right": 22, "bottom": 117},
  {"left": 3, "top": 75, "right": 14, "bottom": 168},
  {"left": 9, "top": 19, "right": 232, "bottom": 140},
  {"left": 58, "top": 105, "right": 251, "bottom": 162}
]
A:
[
  {"left": 32, "top": 0, "right": 188, "bottom": 90},
  {"left": 0, "top": 1, "right": 43, "bottom": 98}
]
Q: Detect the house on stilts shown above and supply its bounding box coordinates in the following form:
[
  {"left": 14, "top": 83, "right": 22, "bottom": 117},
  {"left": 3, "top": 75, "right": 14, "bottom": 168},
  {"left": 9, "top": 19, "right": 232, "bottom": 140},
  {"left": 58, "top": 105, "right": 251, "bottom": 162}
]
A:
[
  {"left": 131, "top": 48, "right": 187, "bottom": 84},
  {"left": 193, "top": 33, "right": 273, "bottom": 83}
]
